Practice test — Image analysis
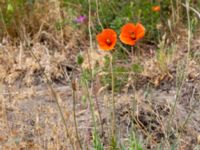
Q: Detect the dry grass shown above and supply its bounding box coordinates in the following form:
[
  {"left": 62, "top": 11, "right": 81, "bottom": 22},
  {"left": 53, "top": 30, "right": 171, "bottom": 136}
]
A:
[{"left": 0, "top": 1, "right": 200, "bottom": 150}]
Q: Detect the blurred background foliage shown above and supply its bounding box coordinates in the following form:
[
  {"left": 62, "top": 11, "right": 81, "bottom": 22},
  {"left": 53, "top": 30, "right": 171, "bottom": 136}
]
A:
[{"left": 0, "top": 0, "right": 200, "bottom": 41}]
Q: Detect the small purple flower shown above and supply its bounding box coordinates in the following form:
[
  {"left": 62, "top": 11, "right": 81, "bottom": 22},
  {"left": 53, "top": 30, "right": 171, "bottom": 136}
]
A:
[{"left": 74, "top": 15, "right": 87, "bottom": 24}]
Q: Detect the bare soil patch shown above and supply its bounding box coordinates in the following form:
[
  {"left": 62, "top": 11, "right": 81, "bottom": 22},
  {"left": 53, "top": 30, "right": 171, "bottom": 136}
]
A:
[{"left": 0, "top": 33, "right": 200, "bottom": 149}]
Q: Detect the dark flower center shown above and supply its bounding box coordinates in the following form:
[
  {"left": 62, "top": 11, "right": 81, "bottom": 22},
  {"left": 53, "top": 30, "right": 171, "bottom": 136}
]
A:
[
  {"left": 106, "top": 38, "right": 112, "bottom": 46},
  {"left": 130, "top": 32, "right": 136, "bottom": 40}
]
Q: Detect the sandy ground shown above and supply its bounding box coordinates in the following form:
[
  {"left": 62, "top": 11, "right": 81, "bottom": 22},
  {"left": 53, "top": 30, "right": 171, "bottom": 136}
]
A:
[{"left": 0, "top": 35, "right": 200, "bottom": 149}]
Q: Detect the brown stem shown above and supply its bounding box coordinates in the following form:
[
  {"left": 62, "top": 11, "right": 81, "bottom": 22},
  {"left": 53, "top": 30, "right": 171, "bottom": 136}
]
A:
[
  {"left": 72, "top": 79, "right": 83, "bottom": 150},
  {"left": 28, "top": 46, "right": 75, "bottom": 150}
]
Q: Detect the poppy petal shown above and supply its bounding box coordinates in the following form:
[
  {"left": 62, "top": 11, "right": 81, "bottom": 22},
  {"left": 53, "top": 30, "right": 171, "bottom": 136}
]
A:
[
  {"left": 135, "top": 23, "right": 145, "bottom": 40},
  {"left": 96, "top": 29, "right": 117, "bottom": 51},
  {"left": 120, "top": 23, "right": 137, "bottom": 46},
  {"left": 96, "top": 34, "right": 106, "bottom": 47},
  {"left": 121, "top": 23, "right": 136, "bottom": 35},
  {"left": 119, "top": 33, "right": 136, "bottom": 45}
]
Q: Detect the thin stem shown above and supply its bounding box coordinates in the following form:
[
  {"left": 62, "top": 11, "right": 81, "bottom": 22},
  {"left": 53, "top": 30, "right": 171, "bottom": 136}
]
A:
[
  {"left": 118, "top": 43, "right": 131, "bottom": 56},
  {"left": 0, "top": 8, "right": 9, "bottom": 36},
  {"left": 95, "top": 0, "right": 103, "bottom": 30},
  {"left": 72, "top": 80, "right": 83, "bottom": 150},
  {"left": 87, "top": 0, "right": 93, "bottom": 77},
  {"left": 181, "top": 2, "right": 200, "bottom": 19},
  {"left": 85, "top": 79, "right": 97, "bottom": 132},
  {"left": 167, "top": 0, "right": 191, "bottom": 139},
  {"left": 93, "top": 89, "right": 104, "bottom": 132},
  {"left": 170, "top": 0, "right": 176, "bottom": 25},
  {"left": 180, "top": 1, "right": 193, "bottom": 129},
  {"left": 181, "top": 86, "right": 197, "bottom": 130},
  {"left": 28, "top": 45, "right": 74, "bottom": 150},
  {"left": 166, "top": 80, "right": 183, "bottom": 132},
  {"left": 110, "top": 54, "right": 116, "bottom": 139},
  {"left": 87, "top": 1, "right": 92, "bottom": 70},
  {"left": 80, "top": 67, "right": 97, "bottom": 132},
  {"left": 186, "top": 0, "right": 191, "bottom": 63},
  {"left": 88, "top": 0, "right": 103, "bottom": 135},
  {"left": 131, "top": 46, "right": 134, "bottom": 63}
]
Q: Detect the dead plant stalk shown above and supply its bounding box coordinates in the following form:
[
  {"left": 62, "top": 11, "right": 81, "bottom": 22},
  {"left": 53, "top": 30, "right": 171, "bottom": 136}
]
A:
[
  {"left": 28, "top": 45, "right": 75, "bottom": 150},
  {"left": 87, "top": 0, "right": 103, "bottom": 133},
  {"left": 72, "top": 79, "right": 83, "bottom": 150}
]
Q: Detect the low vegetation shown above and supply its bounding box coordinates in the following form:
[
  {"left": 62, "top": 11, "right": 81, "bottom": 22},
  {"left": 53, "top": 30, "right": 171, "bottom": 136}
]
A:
[{"left": 0, "top": 0, "right": 200, "bottom": 149}]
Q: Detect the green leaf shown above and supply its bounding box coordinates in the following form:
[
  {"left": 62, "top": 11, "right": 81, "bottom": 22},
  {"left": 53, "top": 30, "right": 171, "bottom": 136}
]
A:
[
  {"left": 77, "top": 54, "right": 84, "bottom": 65},
  {"left": 131, "top": 63, "right": 143, "bottom": 73},
  {"left": 7, "top": 3, "right": 14, "bottom": 13},
  {"left": 92, "top": 131, "right": 103, "bottom": 150}
]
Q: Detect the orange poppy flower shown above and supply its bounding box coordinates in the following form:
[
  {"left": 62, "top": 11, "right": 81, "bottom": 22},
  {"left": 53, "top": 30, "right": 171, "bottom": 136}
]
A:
[
  {"left": 119, "top": 23, "right": 145, "bottom": 46},
  {"left": 96, "top": 29, "right": 117, "bottom": 51},
  {"left": 152, "top": 6, "right": 161, "bottom": 12}
]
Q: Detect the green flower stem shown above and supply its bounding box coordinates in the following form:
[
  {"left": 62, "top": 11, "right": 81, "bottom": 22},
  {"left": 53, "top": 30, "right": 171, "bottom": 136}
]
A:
[{"left": 110, "top": 53, "right": 116, "bottom": 140}]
